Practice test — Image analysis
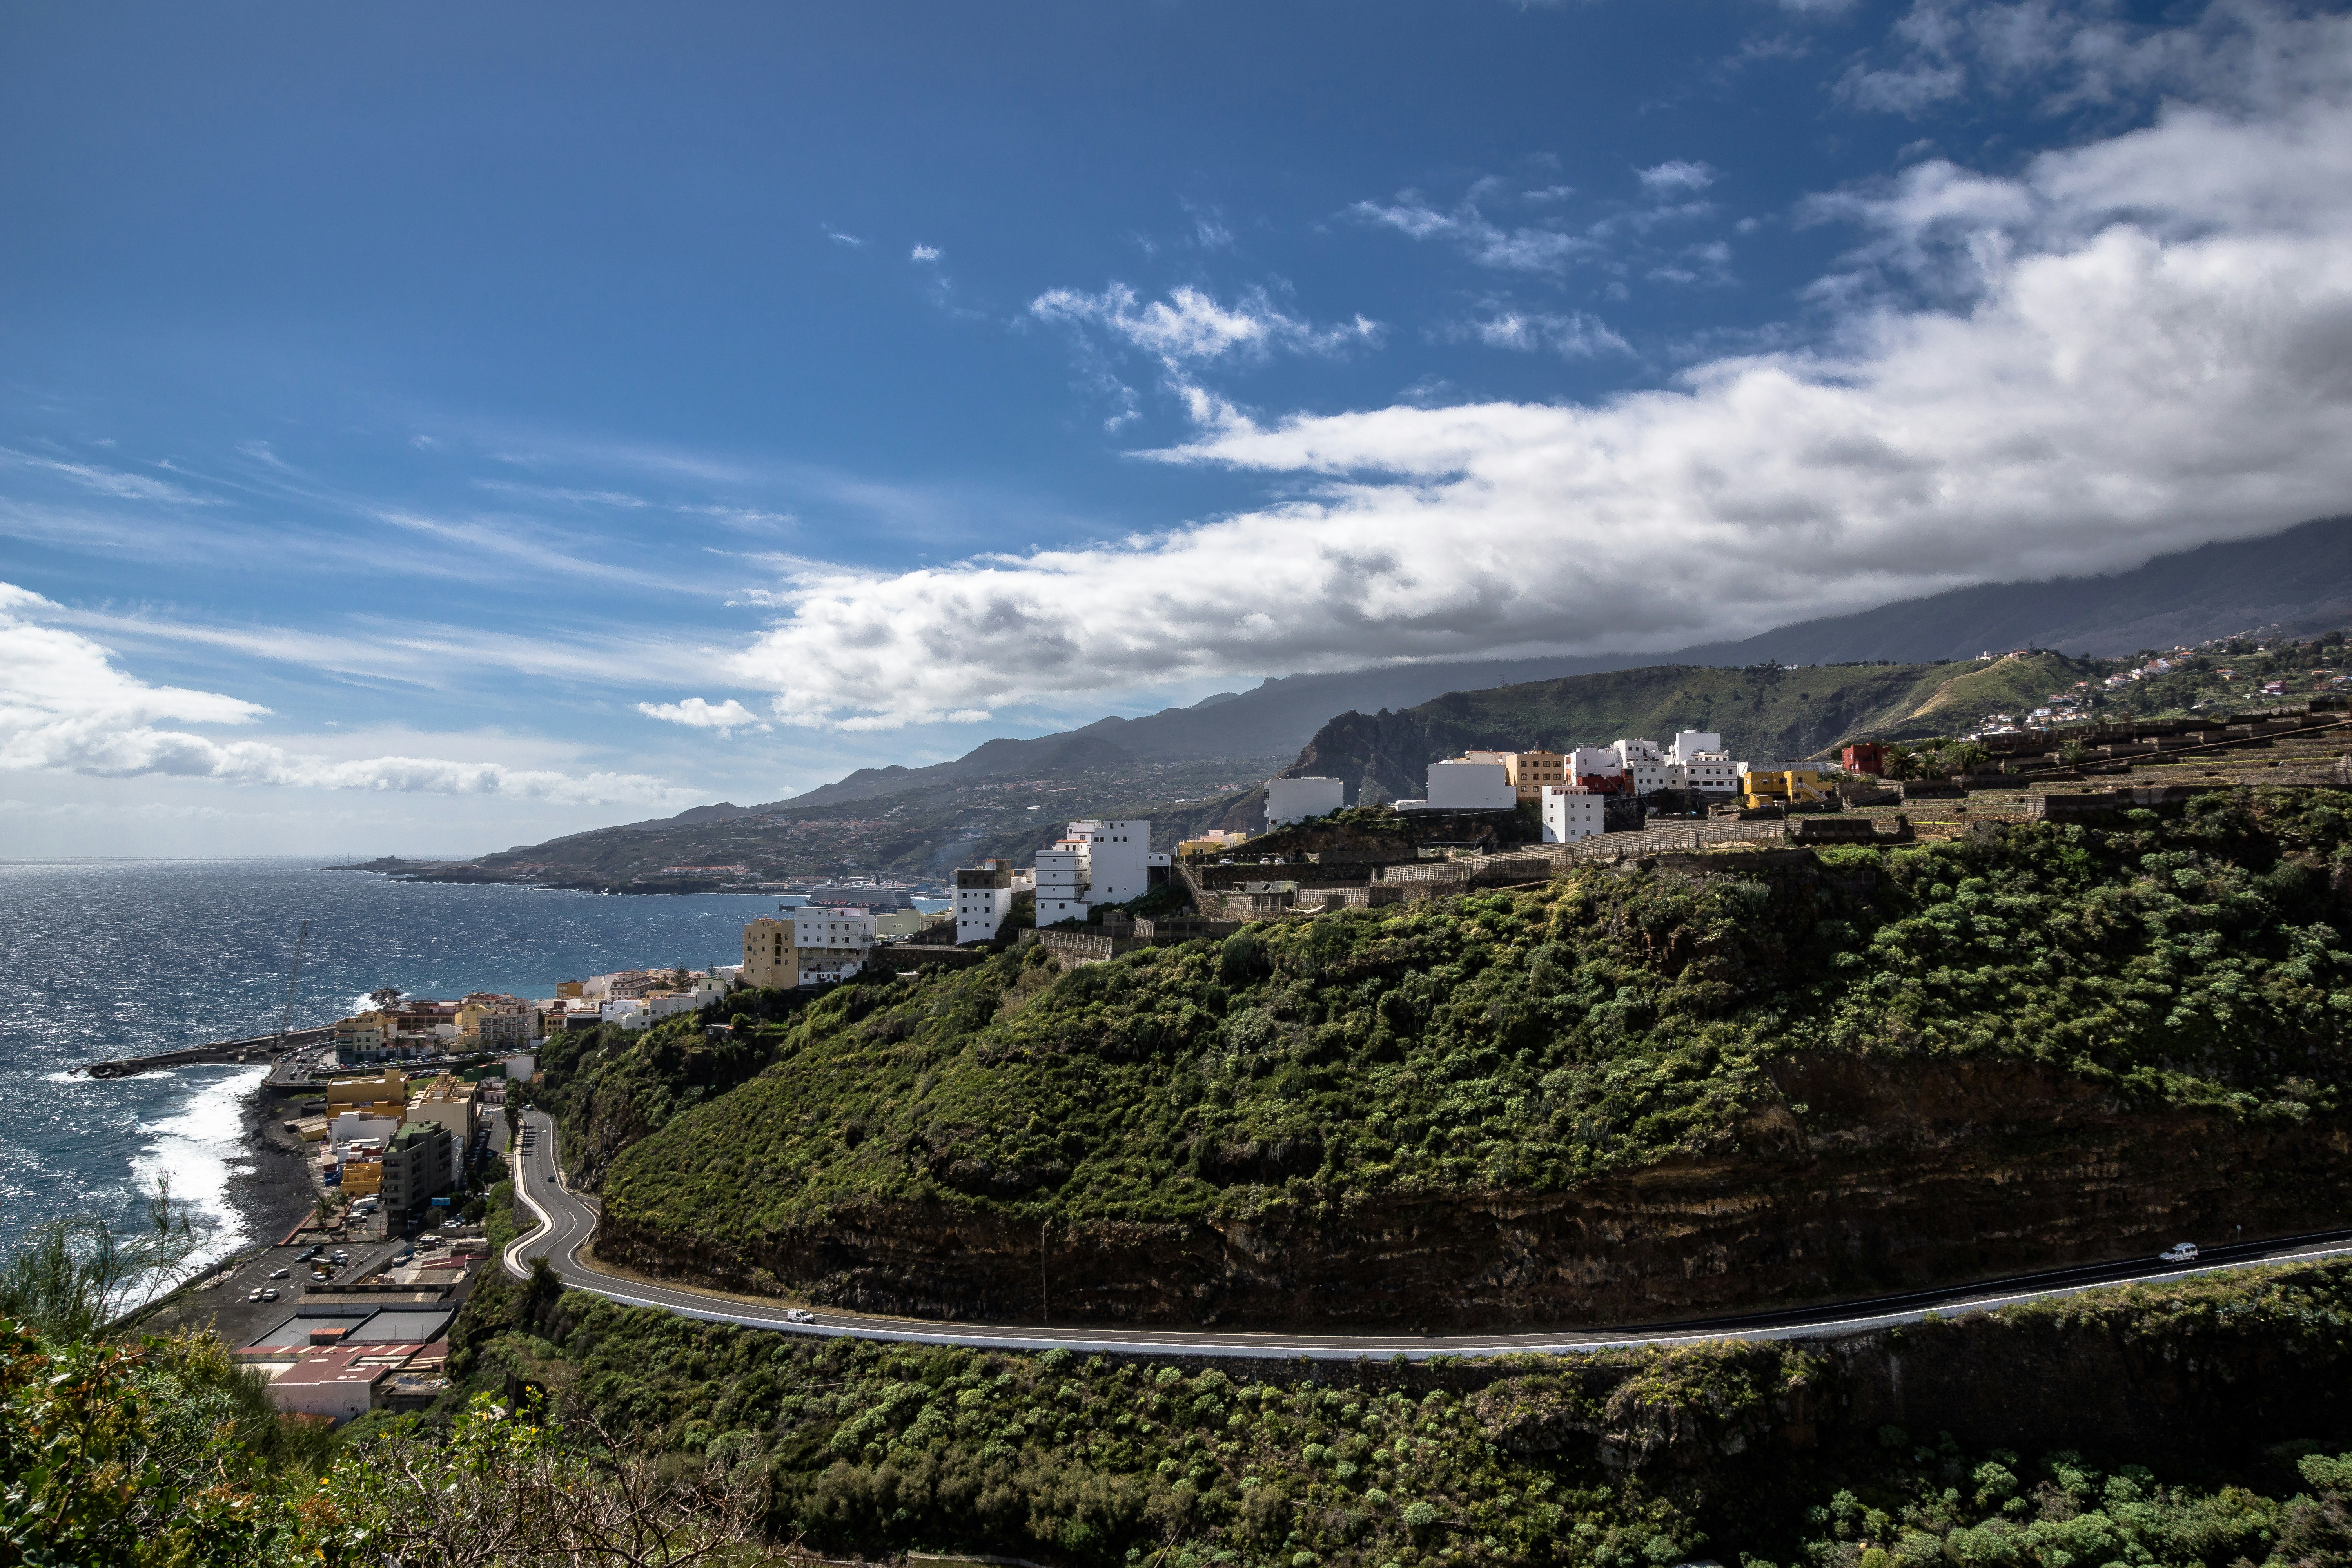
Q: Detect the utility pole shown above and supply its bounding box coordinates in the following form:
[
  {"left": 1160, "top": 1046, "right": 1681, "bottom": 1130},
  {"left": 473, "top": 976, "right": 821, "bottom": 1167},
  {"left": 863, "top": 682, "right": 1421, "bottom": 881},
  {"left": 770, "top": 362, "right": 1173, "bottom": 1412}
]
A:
[{"left": 1040, "top": 1219, "right": 1049, "bottom": 1327}]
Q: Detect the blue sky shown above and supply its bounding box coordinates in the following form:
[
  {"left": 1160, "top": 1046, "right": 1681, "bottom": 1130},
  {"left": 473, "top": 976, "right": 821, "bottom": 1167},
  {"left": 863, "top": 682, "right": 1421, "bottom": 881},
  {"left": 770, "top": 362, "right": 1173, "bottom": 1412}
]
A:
[{"left": 6, "top": 0, "right": 2352, "bottom": 857}]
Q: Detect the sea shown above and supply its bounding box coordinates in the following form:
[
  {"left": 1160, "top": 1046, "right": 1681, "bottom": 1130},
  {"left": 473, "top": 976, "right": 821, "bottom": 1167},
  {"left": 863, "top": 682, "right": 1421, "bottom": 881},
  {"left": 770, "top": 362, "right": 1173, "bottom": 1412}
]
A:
[{"left": 0, "top": 858, "right": 940, "bottom": 1271}]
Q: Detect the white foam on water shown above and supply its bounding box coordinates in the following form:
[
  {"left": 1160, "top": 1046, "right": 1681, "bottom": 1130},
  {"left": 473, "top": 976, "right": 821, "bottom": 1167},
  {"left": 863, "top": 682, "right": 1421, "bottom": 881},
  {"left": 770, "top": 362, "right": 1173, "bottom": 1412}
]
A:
[{"left": 128, "top": 1063, "right": 269, "bottom": 1273}]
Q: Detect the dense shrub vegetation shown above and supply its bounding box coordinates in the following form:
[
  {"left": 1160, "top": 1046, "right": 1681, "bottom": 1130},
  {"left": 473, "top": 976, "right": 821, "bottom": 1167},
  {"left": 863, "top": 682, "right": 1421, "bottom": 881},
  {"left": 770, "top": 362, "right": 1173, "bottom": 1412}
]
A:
[
  {"left": 535, "top": 984, "right": 817, "bottom": 1187},
  {"left": 10, "top": 1257, "right": 2352, "bottom": 1564},
  {"left": 601, "top": 790, "right": 2352, "bottom": 1247},
  {"left": 437, "top": 1257, "right": 2352, "bottom": 1566}
]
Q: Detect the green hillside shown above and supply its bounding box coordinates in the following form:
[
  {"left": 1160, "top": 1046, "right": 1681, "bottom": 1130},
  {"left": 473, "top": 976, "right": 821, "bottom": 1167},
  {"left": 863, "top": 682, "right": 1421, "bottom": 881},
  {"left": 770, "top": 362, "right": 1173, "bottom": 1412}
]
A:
[
  {"left": 591, "top": 787, "right": 2352, "bottom": 1325},
  {"left": 1289, "top": 653, "right": 2091, "bottom": 804}
]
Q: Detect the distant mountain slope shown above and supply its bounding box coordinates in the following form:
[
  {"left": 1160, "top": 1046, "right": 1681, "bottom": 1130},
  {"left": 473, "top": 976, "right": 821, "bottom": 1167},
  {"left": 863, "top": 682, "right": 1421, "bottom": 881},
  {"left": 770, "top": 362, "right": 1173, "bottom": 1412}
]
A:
[
  {"left": 477, "top": 512, "right": 2352, "bottom": 871},
  {"left": 1668, "top": 513, "right": 2352, "bottom": 667},
  {"left": 1287, "top": 653, "right": 2093, "bottom": 804},
  {"left": 724, "top": 510, "right": 2352, "bottom": 818}
]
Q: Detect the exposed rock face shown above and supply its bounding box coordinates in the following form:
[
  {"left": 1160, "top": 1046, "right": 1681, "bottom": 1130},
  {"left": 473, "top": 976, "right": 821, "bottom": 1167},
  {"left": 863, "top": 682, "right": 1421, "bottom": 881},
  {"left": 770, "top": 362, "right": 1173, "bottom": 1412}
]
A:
[{"left": 593, "top": 1053, "right": 2352, "bottom": 1328}]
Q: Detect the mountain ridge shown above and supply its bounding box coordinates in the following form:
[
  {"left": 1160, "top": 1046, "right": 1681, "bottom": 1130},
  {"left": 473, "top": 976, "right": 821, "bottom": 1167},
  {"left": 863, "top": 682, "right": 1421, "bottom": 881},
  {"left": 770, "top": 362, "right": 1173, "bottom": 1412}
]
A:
[{"left": 599, "top": 512, "right": 2352, "bottom": 832}]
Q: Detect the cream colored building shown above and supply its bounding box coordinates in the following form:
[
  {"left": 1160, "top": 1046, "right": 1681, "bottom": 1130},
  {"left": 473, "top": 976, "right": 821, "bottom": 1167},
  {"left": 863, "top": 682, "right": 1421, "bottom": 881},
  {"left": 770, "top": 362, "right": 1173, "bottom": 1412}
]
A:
[
  {"left": 331, "top": 1013, "right": 390, "bottom": 1060},
  {"left": 326, "top": 1068, "right": 408, "bottom": 1118},
  {"left": 456, "top": 993, "right": 536, "bottom": 1047},
  {"left": 404, "top": 1073, "right": 478, "bottom": 1159},
  {"left": 743, "top": 909, "right": 877, "bottom": 989},
  {"left": 1466, "top": 750, "right": 1570, "bottom": 802}
]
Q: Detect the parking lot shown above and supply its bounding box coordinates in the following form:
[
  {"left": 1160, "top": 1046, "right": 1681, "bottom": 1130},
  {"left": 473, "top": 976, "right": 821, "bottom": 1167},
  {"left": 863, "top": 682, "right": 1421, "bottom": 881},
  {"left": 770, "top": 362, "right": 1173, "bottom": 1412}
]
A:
[{"left": 143, "top": 1232, "right": 416, "bottom": 1348}]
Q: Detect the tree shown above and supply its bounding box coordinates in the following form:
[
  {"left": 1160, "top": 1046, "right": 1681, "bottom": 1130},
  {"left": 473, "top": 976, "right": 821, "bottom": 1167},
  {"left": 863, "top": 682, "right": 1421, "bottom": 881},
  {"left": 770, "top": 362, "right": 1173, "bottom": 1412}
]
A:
[
  {"left": 0, "top": 1176, "right": 198, "bottom": 1341},
  {"left": 304, "top": 1392, "right": 777, "bottom": 1568}
]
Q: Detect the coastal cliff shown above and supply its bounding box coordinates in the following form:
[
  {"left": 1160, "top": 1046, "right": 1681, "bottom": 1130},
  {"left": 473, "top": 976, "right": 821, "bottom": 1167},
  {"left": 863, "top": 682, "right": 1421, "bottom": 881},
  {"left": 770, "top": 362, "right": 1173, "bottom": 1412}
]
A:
[
  {"left": 592, "top": 1052, "right": 2352, "bottom": 1326},
  {"left": 586, "top": 788, "right": 2352, "bottom": 1328}
]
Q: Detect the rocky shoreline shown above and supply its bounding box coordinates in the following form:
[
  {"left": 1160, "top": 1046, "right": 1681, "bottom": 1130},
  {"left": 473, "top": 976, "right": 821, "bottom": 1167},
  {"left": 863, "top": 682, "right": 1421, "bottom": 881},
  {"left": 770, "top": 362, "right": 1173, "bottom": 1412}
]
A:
[{"left": 230, "top": 1080, "right": 319, "bottom": 1248}]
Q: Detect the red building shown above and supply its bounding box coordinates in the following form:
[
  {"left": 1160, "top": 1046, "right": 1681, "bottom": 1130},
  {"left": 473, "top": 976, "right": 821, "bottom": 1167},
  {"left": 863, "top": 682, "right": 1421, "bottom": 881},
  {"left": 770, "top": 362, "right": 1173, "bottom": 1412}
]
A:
[{"left": 1842, "top": 742, "right": 1889, "bottom": 775}]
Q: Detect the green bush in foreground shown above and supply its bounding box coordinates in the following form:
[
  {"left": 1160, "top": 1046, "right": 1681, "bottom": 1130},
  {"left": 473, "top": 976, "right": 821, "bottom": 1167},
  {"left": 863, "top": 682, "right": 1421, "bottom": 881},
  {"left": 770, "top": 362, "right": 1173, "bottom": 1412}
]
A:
[{"left": 601, "top": 790, "right": 2352, "bottom": 1250}]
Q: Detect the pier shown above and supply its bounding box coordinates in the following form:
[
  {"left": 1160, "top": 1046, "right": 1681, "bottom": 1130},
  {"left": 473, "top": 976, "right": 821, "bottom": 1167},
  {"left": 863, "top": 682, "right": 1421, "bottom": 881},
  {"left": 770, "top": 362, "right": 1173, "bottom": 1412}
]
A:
[{"left": 77, "top": 1025, "right": 334, "bottom": 1079}]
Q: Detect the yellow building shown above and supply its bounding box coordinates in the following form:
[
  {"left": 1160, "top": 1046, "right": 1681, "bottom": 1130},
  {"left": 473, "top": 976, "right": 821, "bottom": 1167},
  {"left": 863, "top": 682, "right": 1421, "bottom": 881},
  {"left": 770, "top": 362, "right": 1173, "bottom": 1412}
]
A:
[
  {"left": 1178, "top": 829, "right": 1251, "bottom": 856},
  {"left": 1741, "top": 769, "right": 1832, "bottom": 809},
  {"left": 325, "top": 1067, "right": 408, "bottom": 1118},
  {"left": 338, "top": 1158, "right": 383, "bottom": 1197}
]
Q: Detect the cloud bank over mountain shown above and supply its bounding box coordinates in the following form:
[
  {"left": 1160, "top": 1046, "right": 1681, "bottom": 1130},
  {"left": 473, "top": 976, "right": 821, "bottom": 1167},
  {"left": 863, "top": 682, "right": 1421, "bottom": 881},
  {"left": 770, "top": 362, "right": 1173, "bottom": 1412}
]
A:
[{"left": 722, "top": 3, "right": 2352, "bottom": 730}]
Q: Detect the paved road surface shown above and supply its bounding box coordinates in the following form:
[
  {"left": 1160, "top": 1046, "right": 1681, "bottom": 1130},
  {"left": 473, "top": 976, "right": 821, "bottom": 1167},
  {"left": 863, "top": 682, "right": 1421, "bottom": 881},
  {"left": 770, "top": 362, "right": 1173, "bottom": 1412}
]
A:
[{"left": 503, "top": 1109, "right": 2352, "bottom": 1360}]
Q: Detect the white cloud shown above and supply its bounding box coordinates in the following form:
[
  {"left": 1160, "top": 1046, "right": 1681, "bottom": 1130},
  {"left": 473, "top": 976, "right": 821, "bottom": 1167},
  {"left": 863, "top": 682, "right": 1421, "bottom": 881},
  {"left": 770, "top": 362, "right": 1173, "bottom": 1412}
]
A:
[
  {"left": 1029, "top": 283, "right": 1381, "bottom": 367},
  {"left": 1454, "top": 309, "right": 1632, "bottom": 359},
  {"left": 1183, "top": 200, "right": 1237, "bottom": 250},
  {"left": 824, "top": 226, "right": 866, "bottom": 248},
  {"left": 0, "top": 583, "right": 686, "bottom": 804},
  {"left": 638, "top": 697, "right": 766, "bottom": 733},
  {"left": 720, "top": 9, "right": 2352, "bottom": 731},
  {"left": 1840, "top": 0, "right": 2331, "bottom": 117},
  {"left": 1349, "top": 192, "right": 1599, "bottom": 273},
  {"left": 0, "top": 446, "right": 209, "bottom": 505},
  {"left": 1637, "top": 160, "right": 1720, "bottom": 195},
  {"left": 911, "top": 243, "right": 942, "bottom": 262}
]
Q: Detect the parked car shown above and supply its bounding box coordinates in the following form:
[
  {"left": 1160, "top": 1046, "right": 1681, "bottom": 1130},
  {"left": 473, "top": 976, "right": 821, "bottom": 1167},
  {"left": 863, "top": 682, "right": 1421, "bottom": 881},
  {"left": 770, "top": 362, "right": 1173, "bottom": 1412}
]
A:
[
  {"left": 268, "top": 1268, "right": 289, "bottom": 1279},
  {"left": 260, "top": 1289, "right": 279, "bottom": 1302},
  {"left": 310, "top": 1270, "right": 333, "bottom": 1283},
  {"left": 2160, "top": 1242, "right": 2200, "bottom": 1263},
  {"left": 785, "top": 1309, "right": 816, "bottom": 1325},
  {"left": 247, "top": 1290, "right": 264, "bottom": 1302}
]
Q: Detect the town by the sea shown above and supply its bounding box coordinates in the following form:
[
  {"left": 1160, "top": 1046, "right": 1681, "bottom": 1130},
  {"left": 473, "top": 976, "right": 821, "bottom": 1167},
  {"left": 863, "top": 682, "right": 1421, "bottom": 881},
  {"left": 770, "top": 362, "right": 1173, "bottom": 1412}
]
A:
[{"left": 0, "top": 858, "right": 911, "bottom": 1270}]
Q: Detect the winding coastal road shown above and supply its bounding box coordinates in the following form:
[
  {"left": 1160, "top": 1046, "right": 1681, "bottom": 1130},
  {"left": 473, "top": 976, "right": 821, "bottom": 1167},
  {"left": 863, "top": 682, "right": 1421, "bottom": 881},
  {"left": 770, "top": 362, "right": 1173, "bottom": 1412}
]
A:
[{"left": 503, "top": 1109, "right": 2352, "bottom": 1360}]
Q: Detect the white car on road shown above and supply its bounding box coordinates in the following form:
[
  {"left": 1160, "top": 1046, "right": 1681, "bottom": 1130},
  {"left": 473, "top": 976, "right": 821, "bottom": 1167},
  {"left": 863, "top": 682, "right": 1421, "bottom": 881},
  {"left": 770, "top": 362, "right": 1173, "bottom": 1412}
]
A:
[
  {"left": 786, "top": 1309, "right": 816, "bottom": 1324},
  {"left": 2160, "top": 1242, "right": 2200, "bottom": 1263}
]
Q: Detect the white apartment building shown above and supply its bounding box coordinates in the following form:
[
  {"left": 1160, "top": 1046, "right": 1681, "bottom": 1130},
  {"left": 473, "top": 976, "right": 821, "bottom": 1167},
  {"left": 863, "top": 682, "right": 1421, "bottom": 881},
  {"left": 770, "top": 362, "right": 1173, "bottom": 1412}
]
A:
[
  {"left": 1033, "top": 835, "right": 1093, "bottom": 925},
  {"left": 740, "top": 907, "right": 878, "bottom": 989},
  {"left": 1064, "top": 820, "right": 1152, "bottom": 904},
  {"left": 1540, "top": 786, "right": 1607, "bottom": 843},
  {"left": 1666, "top": 731, "right": 1745, "bottom": 794},
  {"left": 1425, "top": 759, "right": 1515, "bottom": 811},
  {"left": 1031, "top": 818, "right": 1156, "bottom": 924},
  {"left": 1265, "top": 775, "right": 1346, "bottom": 828},
  {"left": 1611, "top": 737, "right": 1675, "bottom": 795},
  {"left": 956, "top": 860, "right": 1017, "bottom": 944}
]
